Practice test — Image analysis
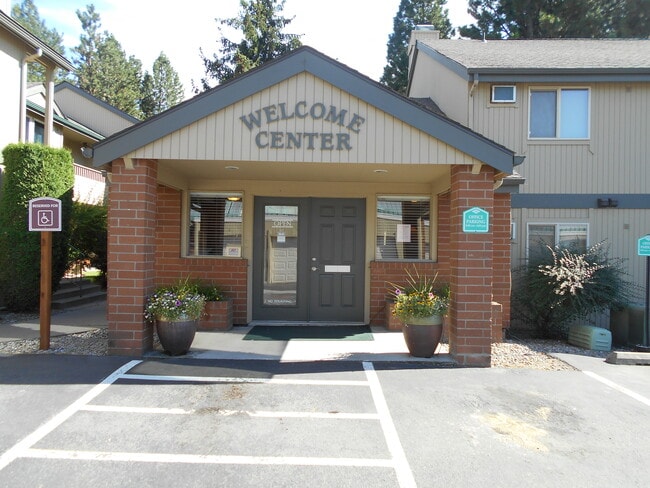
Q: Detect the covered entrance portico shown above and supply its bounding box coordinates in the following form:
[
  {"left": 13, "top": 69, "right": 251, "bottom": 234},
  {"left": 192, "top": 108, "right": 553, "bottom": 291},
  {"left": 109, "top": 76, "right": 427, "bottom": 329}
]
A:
[{"left": 91, "top": 47, "right": 521, "bottom": 366}]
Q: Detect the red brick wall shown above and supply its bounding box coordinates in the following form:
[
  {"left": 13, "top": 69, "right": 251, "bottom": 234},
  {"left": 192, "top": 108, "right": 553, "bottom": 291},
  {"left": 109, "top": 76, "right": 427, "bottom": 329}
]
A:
[
  {"left": 448, "top": 165, "right": 495, "bottom": 367},
  {"left": 492, "top": 193, "right": 512, "bottom": 331},
  {"left": 154, "top": 185, "right": 248, "bottom": 324},
  {"left": 107, "top": 159, "right": 157, "bottom": 355}
]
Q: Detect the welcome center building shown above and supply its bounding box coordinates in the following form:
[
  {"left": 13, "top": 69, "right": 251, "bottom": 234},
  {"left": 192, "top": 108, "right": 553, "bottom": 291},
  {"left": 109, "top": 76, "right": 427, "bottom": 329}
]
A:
[{"left": 91, "top": 47, "right": 524, "bottom": 366}]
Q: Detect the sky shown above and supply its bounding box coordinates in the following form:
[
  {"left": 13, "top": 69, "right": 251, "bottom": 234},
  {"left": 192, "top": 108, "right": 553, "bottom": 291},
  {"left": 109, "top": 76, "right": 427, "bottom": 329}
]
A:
[{"left": 14, "top": 0, "right": 474, "bottom": 100}]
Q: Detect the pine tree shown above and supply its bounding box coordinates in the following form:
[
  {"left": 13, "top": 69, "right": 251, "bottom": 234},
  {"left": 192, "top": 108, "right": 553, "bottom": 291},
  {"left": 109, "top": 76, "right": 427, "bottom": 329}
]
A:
[
  {"left": 72, "top": 5, "right": 143, "bottom": 119},
  {"left": 141, "top": 52, "right": 185, "bottom": 118},
  {"left": 380, "top": 0, "right": 453, "bottom": 94},
  {"left": 11, "top": 0, "right": 67, "bottom": 83},
  {"left": 460, "top": 0, "right": 649, "bottom": 39},
  {"left": 196, "top": 0, "right": 302, "bottom": 92}
]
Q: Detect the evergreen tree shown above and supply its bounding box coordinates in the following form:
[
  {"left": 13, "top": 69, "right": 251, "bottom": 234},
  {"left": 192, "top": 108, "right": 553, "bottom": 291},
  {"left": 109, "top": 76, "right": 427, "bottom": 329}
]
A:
[
  {"left": 459, "top": 0, "right": 649, "bottom": 39},
  {"left": 380, "top": 0, "right": 453, "bottom": 94},
  {"left": 11, "top": 0, "right": 67, "bottom": 83},
  {"left": 196, "top": 0, "right": 302, "bottom": 91},
  {"left": 141, "top": 52, "right": 185, "bottom": 118},
  {"left": 72, "top": 5, "right": 143, "bottom": 119}
]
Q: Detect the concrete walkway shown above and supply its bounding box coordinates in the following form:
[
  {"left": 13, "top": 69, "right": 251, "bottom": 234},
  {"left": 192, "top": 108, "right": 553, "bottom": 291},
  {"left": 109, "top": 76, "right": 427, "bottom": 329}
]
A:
[{"left": 0, "top": 300, "right": 108, "bottom": 342}]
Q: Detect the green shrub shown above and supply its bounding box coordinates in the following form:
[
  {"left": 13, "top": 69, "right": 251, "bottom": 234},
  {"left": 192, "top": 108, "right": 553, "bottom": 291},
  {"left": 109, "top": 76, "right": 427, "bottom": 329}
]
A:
[
  {"left": 68, "top": 201, "right": 107, "bottom": 287},
  {"left": 0, "top": 144, "right": 74, "bottom": 311},
  {"left": 511, "top": 241, "right": 641, "bottom": 339}
]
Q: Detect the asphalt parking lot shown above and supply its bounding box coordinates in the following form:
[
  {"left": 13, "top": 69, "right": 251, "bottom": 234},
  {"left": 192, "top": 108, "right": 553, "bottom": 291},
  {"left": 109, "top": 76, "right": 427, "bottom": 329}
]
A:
[{"left": 1, "top": 354, "right": 649, "bottom": 487}]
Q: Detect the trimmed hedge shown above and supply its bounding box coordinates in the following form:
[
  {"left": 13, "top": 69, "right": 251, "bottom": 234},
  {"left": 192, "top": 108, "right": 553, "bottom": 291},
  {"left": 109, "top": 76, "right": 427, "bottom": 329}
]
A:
[{"left": 0, "top": 144, "right": 74, "bottom": 311}]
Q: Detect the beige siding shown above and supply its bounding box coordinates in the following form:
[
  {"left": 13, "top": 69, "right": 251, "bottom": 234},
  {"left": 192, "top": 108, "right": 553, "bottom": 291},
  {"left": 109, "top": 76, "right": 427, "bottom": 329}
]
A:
[
  {"left": 0, "top": 29, "right": 22, "bottom": 152},
  {"left": 472, "top": 82, "right": 650, "bottom": 194},
  {"left": 54, "top": 87, "right": 136, "bottom": 136},
  {"left": 131, "top": 73, "right": 474, "bottom": 165},
  {"left": 409, "top": 52, "right": 469, "bottom": 125}
]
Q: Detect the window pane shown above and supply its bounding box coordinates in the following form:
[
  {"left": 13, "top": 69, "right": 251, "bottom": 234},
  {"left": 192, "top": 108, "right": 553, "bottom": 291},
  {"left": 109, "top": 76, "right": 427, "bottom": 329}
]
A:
[
  {"left": 376, "top": 197, "right": 429, "bottom": 260},
  {"left": 492, "top": 86, "right": 515, "bottom": 102},
  {"left": 527, "top": 224, "right": 555, "bottom": 262},
  {"left": 560, "top": 89, "right": 589, "bottom": 138},
  {"left": 263, "top": 205, "right": 298, "bottom": 306},
  {"left": 188, "top": 193, "right": 242, "bottom": 257},
  {"left": 530, "top": 91, "right": 557, "bottom": 138},
  {"left": 558, "top": 224, "right": 587, "bottom": 253}
]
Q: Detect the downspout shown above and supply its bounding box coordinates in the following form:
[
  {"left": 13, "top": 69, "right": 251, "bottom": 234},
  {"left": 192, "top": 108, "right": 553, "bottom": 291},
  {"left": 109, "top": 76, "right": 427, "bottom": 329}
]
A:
[
  {"left": 19, "top": 47, "right": 42, "bottom": 142},
  {"left": 468, "top": 73, "right": 478, "bottom": 130}
]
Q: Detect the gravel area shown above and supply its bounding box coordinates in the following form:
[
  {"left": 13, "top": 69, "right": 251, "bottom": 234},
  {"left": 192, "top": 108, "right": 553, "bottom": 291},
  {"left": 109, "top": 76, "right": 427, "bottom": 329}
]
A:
[{"left": 0, "top": 313, "right": 616, "bottom": 369}]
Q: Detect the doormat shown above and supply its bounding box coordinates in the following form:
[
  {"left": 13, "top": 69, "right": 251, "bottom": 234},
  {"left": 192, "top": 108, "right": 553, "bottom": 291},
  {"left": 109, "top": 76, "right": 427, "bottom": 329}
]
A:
[{"left": 244, "top": 325, "right": 374, "bottom": 341}]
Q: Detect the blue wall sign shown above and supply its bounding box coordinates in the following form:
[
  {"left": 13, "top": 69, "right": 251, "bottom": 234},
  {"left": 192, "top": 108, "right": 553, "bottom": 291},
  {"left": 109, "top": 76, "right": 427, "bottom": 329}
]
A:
[{"left": 463, "top": 207, "right": 489, "bottom": 233}]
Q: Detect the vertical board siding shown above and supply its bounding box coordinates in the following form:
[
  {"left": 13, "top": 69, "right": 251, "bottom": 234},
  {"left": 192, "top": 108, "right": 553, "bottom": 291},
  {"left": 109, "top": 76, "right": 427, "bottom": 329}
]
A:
[
  {"left": 131, "top": 73, "right": 473, "bottom": 165},
  {"left": 473, "top": 82, "right": 649, "bottom": 195}
]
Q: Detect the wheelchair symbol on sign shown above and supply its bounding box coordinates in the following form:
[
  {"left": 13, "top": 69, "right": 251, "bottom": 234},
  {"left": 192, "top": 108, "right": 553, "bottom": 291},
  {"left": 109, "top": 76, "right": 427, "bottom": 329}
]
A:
[{"left": 38, "top": 210, "right": 53, "bottom": 226}]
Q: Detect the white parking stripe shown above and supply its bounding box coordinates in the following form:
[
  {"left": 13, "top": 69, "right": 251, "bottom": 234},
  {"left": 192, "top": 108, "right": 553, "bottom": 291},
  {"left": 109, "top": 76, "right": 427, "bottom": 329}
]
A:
[
  {"left": 24, "top": 448, "right": 395, "bottom": 468},
  {"left": 122, "top": 373, "right": 368, "bottom": 386},
  {"left": 81, "top": 405, "right": 380, "bottom": 420},
  {"left": 81, "top": 405, "right": 193, "bottom": 415},
  {"left": 0, "top": 360, "right": 141, "bottom": 472},
  {"left": 583, "top": 371, "right": 650, "bottom": 407},
  {"left": 363, "top": 362, "right": 417, "bottom": 488}
]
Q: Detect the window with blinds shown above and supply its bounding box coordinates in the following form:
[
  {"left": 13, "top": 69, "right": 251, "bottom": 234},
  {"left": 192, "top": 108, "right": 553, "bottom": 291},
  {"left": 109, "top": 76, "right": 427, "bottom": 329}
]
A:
[
  {"left": 376, "top": 196, "right": 430, "bottom": 260},
  {"left": 188, "top": 193, "right": 243, "bottom": 257}
]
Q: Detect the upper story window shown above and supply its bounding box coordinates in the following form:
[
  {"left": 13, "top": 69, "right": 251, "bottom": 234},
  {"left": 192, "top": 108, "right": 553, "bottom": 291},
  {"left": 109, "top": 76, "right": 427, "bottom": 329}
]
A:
[
  {"left": 491, "top": 85, "right": 516, "bottom": 103},
  {"left": 529, "top": 88, "right": 590, "bottom": 139},
  {"left": 188, "top": 192, "right": 243, "bottom": 257},
  {"left": 376, "top": 196, "right": 430, "bottom": 260}
]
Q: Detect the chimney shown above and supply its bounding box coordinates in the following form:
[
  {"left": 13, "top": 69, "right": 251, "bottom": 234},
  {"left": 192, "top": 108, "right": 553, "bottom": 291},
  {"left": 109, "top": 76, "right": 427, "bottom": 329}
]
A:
[{"left": 408, "top": 25, "right": 440, "bottom": 72}]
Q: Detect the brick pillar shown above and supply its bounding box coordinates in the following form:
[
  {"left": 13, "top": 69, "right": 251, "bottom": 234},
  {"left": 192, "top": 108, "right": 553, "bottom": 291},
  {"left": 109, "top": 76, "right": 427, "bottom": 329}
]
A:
[
  {"left": 492, "top": 193, "right": 512, "bottom": 338},
  {"left": 107, "top": 159, "right": 157, "bottom": 356},
  {"left": 449, "top": 165, "right": 494, "bottom": 367}
]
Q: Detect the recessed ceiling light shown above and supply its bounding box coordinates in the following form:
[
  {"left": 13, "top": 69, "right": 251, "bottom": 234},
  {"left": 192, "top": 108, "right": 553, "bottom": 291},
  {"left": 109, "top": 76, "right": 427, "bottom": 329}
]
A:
[{"left": 225, "top": 166, "right": 239, "bottom": 171}]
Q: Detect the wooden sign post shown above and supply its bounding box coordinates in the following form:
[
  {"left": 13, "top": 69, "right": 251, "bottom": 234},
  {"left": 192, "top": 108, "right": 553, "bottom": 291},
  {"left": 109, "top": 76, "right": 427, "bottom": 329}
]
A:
[{"left": 28, "top": 197, "right": 62, "bottom": 350}]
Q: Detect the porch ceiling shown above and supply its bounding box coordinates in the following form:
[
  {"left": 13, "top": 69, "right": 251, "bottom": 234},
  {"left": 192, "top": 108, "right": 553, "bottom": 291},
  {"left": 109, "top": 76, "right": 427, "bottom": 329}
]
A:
[{"left": 158, "top": 159, "right": 452, "bottom": 185}]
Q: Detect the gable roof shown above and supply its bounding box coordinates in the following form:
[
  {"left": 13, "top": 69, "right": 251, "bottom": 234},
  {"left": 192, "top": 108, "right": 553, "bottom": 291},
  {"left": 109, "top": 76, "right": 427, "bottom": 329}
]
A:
[
  {"left": 54, "top": 82, "right": 140, "bottom": 137},
  {"left": 0, "top": 10, "right": 73, "bottom": 71},
  {"left": 92, "top": 46, "right": 520, "bottom": 174},
  {"left": 416, "top": 38, "right": 650, "bottom": 82}
]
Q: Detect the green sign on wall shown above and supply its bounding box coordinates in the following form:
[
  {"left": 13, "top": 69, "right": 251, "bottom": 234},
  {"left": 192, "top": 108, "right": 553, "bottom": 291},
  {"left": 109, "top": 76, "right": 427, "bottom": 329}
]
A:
[
  {"left": 462, "top": 207, "right": 489, "bottom": 233},
  {"left": 638, "top": 235, "right": 650, "bottom": 256}
]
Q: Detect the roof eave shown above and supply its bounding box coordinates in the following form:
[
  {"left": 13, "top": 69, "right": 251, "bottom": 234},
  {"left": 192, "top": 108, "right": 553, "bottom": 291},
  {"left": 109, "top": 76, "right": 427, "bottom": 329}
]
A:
[{"left": 0, "top": 10, "right": 74, "bottom": 71}]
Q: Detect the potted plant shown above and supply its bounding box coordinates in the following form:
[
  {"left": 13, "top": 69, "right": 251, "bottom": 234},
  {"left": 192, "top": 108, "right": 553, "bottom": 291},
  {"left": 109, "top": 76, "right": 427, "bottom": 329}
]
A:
[
  {"left": 389, "top": 269, "right": 450, "bottom": 357},
  {"left": 197, "top": 283, "right": 233, "bottom": 331},
  {"left": 144, "top": 280, "right": 206, "bottom": 356}
]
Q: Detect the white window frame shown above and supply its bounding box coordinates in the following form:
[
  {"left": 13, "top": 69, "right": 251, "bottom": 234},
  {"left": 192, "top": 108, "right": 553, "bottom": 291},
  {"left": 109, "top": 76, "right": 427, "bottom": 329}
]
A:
[
  {"left": 526, "top": 222, "right": 589, "bottom": 259},
  {"left": 528, "top": 87, "right": 591, "bottom": 140},
  {"left": 491, "top": 85, "right": 516, "bottom": 103}
]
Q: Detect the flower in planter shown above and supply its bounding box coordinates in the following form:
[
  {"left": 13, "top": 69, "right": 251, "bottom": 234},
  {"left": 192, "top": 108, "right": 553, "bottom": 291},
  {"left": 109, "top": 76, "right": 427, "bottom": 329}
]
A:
[
  {"left": 389, "top": 268, "right": 450, "bottom": 322},
  {"left": 144, "top": 280, "right": 206, "bottom": 322},
  {"left": 195, "top": 284, "right": 225, "bottom": 302}
]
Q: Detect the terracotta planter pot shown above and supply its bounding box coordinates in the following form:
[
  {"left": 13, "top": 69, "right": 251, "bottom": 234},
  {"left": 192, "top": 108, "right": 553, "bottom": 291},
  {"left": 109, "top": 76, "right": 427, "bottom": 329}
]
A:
[
  {"left": 198, "top": 299, "right": 233, "bottom": 331},
  {"left": 156, "top": 317, "right": 197, "bottom": 356},
  {"left": 402, "top": 315, "right": 443, "bottom": 358}
]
